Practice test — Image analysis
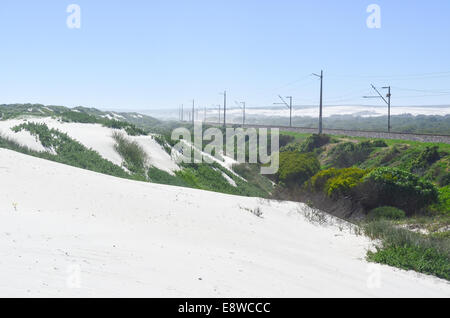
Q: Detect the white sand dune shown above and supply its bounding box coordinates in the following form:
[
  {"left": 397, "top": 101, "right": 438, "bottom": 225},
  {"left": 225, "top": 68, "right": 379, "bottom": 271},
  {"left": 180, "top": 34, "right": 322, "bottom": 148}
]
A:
[
  {"left": 0, "top": 117, "right": 179, "bottom": 174},
  {"left": 0, "top": 148, "right": 448, "bottom": 297}
]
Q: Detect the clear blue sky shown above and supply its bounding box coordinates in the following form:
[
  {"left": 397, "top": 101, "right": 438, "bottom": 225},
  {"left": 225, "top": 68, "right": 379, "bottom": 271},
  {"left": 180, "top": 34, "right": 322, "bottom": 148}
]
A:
[{"left": 1, "top": 0, "right": 450, "bottom": 110}]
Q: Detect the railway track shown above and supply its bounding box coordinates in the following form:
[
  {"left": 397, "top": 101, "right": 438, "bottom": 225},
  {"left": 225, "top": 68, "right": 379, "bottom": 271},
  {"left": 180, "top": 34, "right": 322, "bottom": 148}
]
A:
[{"left": 204, "top": 122, "right": 450, "bottom": 144}]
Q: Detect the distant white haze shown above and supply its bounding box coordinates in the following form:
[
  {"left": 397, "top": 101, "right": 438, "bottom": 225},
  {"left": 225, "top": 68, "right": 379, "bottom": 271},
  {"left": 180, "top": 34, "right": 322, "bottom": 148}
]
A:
[{"left": 134, "top": 105, "right": 450, "bottom": 121}]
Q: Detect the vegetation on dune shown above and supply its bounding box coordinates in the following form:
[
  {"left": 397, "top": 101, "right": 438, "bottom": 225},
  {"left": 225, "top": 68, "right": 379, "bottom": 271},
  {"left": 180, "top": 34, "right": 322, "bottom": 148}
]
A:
[
  {"left": 308, "top": 167, "right": 368, "bottom": 199},
  {"left": 112, "top": 132, "right": 148, "bottom": 174},
  {"left": 429, "top": 186, "right": 450, "bottom": 216},
  {"left": 329, "top": 141, "right": 377, "bottom": 168},
  {"left": 273, "top": 131, "right": 449, "bottom": 280},
  {"left": 367, "top": 206, "right": 406, "bottom": 221},
  {"left": 147, "top": 167, "right": 189, "bottom": 187},
  {"left": 0, "top": 104, "right": 151, "bottom": 136},
  {"left": 298, "top": 134, "right": 330, "bottom": 153},
  {"left": 307, "top": 166, "right": 438, "bottom": 215},
  {"left": 232, "top": 163, "right": 274, "bottom": 195},
  {"left": 6, "top": 123, "right": 129, "bottom": 178},
  {"left": 364, "top": 220, "right": 450, "bottom": 280},
  {"left": 276, "top": 152, "right": 320, "bottom": 186},
  {"left": 361, "top": 167, "right": 438, "bottom": 215},
  {"left": 176, "top": 163, "right": 269, "bottom": 197}
]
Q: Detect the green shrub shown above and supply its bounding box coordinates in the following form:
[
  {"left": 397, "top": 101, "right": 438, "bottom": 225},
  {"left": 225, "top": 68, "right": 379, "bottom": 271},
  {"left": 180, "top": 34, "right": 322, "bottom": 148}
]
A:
[
  {"left": 430, "top": 186, "right": 450, "bottom": 215},
  {"left": 326, "top": 168, "right": 368, "bottom": 198},
  {"left": 102, "top": 119, "right": 147, "bottom": 136},
  {"left": 232, "top": 163, "right": 274, "bottom": 194},
  {"left": 411, "top": 146, "right": 441, "bottom": 172},
  {"left": 371, "top": 139, "right": 388, "bottom": 147},
  {"left": 112, "top": 132, "right": 148, "bottom": 174},
  {"left": 309, "top": 167, "right": 367, "bottom": 198},
  {"left": 364, "top": 220, "right": 450, "bottom": 280},
  {"left": 299, "top": 134, "right": 330, "bottom": 153},
  {"left": 309, "top": 168, "right": 340, "bottom": 192},
  {"left": 277, "top": 152, "right": 320, "bottom": 186},
  {"left": 440, "top": 173, "right": 450, "bottom": 186},
  {"left": 147, "top": 167, "right": 188, "bottom": 187},
  {"left": 329, "top": 141, "right": 374, "bottom": 168},
  {"left": 367, "top": 245, "right": 449, "bottom": 281},
  {"left": 367, "top": 206, "right": 406, "bottom": 220},
  {"left": 380, "top": 146, "right": 401, "bottom": 164},
  {"left": 361, "top": 167, "right": 439, "bottom": 214},
  {"left": 60, "top": 111, "right": 98, "bottom": 123},
  {"left": 279, "top": 134, "right": 295, "bottom": 148}
]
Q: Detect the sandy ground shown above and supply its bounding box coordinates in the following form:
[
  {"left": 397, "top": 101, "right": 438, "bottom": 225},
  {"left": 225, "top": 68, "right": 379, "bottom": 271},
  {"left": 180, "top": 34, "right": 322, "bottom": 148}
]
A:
[
  {"left": 0, "top": 117, "right": 179, "bottom": 174},
  {"left": 0, "top": 148, "right": 449, "bottom": 297}
]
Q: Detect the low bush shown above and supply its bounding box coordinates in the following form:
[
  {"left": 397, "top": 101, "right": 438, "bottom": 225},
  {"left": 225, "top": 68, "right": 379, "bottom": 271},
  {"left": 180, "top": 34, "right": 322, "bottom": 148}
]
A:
[
  {"left": 102, "top": 119, "right": 147, "bottom": 136},
  {"left": 112, "top": 132, "right": 148, "bottom": 174},
  {"left": 367, "top": 245, "right": 449, "bottom": 281},
  {"left": 279, "top": 134, "right": 295, "bottom": 148},
  {"left": 308, "top": 167, "right": 367, "bottom": 198},
  {"left": 429, "top": 186, "right": 450, "bottom": 215},
  {"left": 147, "top": 167, "right": 188, "bottom": 187},
  {"left": 276, "top": 152, "right": 320, "bottom": 186},
  {"left": 379, "top": 146, "right": 401, "bottom": 165},
  {"left": 360, "top": 167, "right": 439, "bottom": 214},
  {"left": 299, "top": 134, "right": 330, "bottom": 153},
  {"left": 371, "top": 139, "right": 388, "bottom": 147},
  {"left": 411, "top": 146, "right": 441, "bottom": 174},
  {"left": 364, "top": 220, "right": 450, "bottom": 280},
  {"left": 176, "top": 163, "right": 268, "bottom": 197},
  {"left": 232, "top": 163, "right": 274, "bottom": 194},
  {"left": 326, "top": 168, "right": 368, "bottom": 198},
  {"left": 60, "top": 111, "right": 98, "bottom": 123},
  {"left": 329, "top": 141, "right": 374, "bottom": 168},
  {"left": 367, "top": 206, "right": 406, "bottom": 220},
  {"left": 439, "top": 172, "right": 450, "bottom": 187}
]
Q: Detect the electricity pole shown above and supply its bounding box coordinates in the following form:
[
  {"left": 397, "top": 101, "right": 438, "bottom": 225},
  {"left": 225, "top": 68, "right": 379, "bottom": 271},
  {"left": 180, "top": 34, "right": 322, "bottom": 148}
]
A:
[
  {"left": 181, "top": 104, "right": 184, "bottom": 121},
  {"left": 192, "top": 99, "right": 195, "bottom": 125},
  {"left": 312, "top": 70, "right": 323, "bottom": 134},
  {"left": 221, "top": 91, "right": 227, "bottom": 127},
  {"left": 363, "top": 85, "right": 392, "bottom": 132},
  {"left": 287, "top": 96, "right": 292, "bottom": 127},
  {"left": 384, "top": 86, "right": 392, "bottom": 132},
  {"left": 235, "top": 101, "right": 246, "bottom": 127},
  {"left": 274, "top": 95, "right": 293, "bottom": 127}
]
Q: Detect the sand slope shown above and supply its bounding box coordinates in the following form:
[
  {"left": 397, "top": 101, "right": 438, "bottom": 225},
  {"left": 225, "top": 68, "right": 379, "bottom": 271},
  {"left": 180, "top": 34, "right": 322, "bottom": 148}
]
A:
[
  {"left": 0, "top": 117, "right": 179, "bottom": 173},
  {"left": 0, "top": 148, "right": 448, "bottom": 297}
]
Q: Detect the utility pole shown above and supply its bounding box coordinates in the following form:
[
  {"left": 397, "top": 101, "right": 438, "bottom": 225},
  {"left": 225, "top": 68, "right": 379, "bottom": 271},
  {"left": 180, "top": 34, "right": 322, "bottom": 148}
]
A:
[
  {"left": 312, "top": 70, "right": 323, "bottom": 134},
  {"left": 274, "top": 95, "right": 293, "bottom": 127},
  {"left": 192, "top": 99, "right": 195, "bottom": 125},
  {"left": 221, "top": 91, "right": 227, "bottom": 127},
  {"left": 235, "top": 101, "right": 246, "bottom": 127},
  {"left": 204, "top": 106, "right": 206, "bottom": 123},
  {"left": 384, "top": 86, "right": 391, "bottom": 132},
  {"left": 363, "top": 85, "right": 392, "bottom": 132},
  {"left": 181, "top": 104, "right": 184, "bottom": 121},
  {"left": 287, "top": 96, "right": 292, "bottom": 127}
]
